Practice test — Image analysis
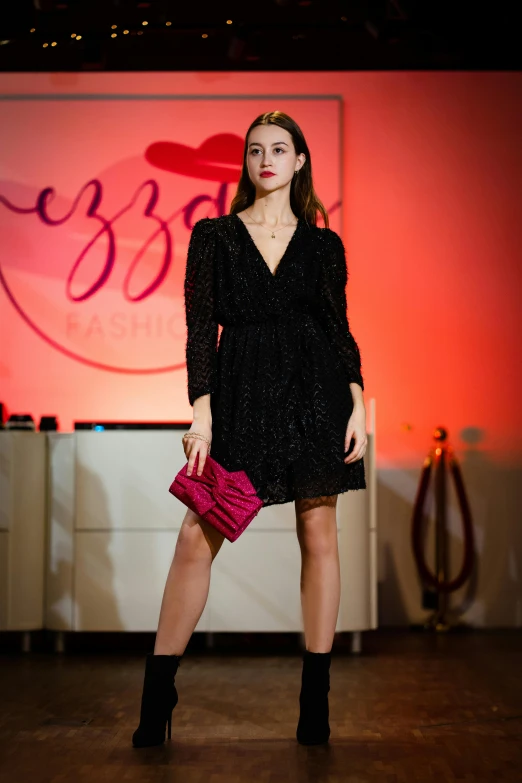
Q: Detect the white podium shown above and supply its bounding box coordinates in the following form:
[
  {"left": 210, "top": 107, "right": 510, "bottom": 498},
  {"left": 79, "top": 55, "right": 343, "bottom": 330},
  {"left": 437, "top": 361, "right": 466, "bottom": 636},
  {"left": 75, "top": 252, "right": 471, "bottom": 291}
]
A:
[{"left": 45, "top": 400, "right": 378, "bottom": 641}]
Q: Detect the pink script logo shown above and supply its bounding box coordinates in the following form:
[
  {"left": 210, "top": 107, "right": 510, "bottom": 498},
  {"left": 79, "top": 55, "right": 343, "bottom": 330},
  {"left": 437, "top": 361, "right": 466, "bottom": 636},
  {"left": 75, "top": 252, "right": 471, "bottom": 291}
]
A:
[{"left": 0, "top": 134, "right": 242, "bottom": 373}]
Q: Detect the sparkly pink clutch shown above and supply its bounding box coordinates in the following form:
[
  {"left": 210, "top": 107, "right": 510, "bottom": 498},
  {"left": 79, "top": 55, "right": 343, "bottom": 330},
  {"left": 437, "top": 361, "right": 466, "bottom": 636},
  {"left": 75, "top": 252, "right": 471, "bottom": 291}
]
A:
[{"left": 169, "top": 453, "right": 264, "bottom": 542}]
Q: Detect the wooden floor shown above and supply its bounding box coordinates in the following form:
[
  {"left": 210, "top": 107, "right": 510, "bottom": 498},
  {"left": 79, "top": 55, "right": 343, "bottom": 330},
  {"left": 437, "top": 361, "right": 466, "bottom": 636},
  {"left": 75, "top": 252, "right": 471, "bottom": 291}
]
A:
[{"left": 1, "top": 630, "right": 521, "bottom": 782}]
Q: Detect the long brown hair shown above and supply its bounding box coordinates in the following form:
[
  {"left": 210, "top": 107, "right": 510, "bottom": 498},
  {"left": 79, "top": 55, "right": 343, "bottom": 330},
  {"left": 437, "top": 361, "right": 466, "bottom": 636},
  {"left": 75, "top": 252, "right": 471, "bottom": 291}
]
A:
[{"left": 229, "top": 111, "right": 329, "bottom": 228}]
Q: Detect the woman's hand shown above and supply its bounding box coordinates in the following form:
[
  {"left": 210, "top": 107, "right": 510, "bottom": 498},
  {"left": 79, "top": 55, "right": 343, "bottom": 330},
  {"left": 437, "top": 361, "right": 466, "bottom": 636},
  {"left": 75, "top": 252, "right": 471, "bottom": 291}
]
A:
[
  {"left": 184, "top": 420, "right": 213, "bottom": 476},
  {"left": 344, "top": 404, "right": 367, "bottom": 464}
]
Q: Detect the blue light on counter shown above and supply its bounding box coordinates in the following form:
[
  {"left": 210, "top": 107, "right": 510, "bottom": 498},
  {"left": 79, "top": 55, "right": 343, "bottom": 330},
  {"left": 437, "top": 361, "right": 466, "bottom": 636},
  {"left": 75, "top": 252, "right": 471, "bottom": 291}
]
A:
[{"left": 93, "top": 425, "right": 105, "bottom": 432}]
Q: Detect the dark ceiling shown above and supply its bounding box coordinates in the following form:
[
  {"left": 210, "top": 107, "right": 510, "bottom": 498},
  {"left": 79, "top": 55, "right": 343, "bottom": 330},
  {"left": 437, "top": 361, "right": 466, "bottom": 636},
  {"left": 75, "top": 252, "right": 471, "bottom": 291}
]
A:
[{"left": 0, "top": 0, "right": 520, "bottom": 72}]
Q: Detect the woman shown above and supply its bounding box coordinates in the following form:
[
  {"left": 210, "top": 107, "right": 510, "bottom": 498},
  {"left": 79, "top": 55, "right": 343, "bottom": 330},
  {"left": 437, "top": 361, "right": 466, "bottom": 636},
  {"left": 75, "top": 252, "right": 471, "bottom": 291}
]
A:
[{"left": 132, "top": 111, "right": 367, "bottom": 748}]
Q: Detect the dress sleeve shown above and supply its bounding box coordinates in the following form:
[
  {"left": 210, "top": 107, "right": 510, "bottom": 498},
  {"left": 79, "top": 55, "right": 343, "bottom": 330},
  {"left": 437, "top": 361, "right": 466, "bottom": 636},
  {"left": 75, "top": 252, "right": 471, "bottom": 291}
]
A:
[
  {"left": 317, "top": 228, "right": 364, "bottom": 391},
  {"left": 184, "top": 217, "right": 219, "bottom": 406}
]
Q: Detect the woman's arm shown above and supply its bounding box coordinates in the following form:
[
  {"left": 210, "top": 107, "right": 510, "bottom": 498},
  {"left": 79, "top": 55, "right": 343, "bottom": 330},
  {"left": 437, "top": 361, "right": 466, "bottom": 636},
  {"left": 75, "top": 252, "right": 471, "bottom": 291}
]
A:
[
  {"left": 318, "top": 229, "right": 367, "bottom": 464},
  {"left": 183, "top": 218, "right": 218, "bottom": 474},
  {"left": 349, "top": 381, "right": 365, "bottom": 413},
  {"left": 317, "top": 228, "right": 365, "bottom": 398}
]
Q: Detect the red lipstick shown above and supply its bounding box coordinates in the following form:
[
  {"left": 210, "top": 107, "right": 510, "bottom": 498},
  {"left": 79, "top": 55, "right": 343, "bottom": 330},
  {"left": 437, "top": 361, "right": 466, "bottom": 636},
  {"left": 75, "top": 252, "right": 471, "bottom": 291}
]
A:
[{"left": 260, "top": 172, "right": 275, "bottom": 178}]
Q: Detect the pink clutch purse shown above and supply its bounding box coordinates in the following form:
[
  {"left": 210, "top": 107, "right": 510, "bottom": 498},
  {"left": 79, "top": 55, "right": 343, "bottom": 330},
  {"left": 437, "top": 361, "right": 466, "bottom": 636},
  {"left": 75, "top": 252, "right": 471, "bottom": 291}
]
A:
[{"left": 169, "top": 453, "right": 264, "bottom": 542}]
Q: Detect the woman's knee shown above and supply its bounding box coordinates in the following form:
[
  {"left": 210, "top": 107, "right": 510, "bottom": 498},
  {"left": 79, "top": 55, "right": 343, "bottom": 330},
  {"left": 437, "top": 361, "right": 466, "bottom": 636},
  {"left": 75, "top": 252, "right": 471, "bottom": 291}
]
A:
[
  {"left": 176, "top": 511, "right": 225, "bottom": 562},
  {"left": 296, "top": 504, "right": 338, "bottom": 558}
]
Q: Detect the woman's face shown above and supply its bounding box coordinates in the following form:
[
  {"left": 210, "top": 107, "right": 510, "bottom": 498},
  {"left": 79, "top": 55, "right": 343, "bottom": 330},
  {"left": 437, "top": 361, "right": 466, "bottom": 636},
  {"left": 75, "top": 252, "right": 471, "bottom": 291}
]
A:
[{"left": 246, "top": 124, "right": 305, "bottom": 192}]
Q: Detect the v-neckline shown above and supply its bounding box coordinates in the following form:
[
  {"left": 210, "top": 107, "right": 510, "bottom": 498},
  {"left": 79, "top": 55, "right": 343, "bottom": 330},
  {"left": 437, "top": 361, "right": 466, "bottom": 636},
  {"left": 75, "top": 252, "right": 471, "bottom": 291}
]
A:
[{"left": 233, "top": 212, "right": 301, "bottom": 278}]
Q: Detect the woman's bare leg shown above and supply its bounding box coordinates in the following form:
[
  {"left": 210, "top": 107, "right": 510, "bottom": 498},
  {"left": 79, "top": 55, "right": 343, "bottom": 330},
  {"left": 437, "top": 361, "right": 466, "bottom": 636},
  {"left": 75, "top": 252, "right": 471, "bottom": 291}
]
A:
[
  {"left": 154, "top": 510, "right": 226, "bottom": 655},
  {"left": 295, "top": 495, "right": 340, "bottom": 653}
]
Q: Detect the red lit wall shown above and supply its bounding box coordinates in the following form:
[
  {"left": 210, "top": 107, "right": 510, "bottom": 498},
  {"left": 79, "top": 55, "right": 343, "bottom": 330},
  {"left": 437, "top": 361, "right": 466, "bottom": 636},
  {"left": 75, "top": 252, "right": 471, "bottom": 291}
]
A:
[{"left": 1, "top": 72, "right": 521, "bottom": 626}]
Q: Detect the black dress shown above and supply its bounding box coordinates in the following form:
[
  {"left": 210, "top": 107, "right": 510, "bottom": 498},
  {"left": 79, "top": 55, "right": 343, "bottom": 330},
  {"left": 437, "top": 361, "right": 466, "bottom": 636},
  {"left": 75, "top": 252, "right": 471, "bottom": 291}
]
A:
[{"left": 184, "top": 212, "right": 366, "bottom": 507}]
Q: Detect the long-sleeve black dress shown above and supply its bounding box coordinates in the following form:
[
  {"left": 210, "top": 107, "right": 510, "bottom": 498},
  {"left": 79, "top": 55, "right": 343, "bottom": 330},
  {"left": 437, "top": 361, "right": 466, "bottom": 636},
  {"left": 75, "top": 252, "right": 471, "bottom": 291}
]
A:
[{"left": 184, "top": 212, "right": 366, "bottom": 507}]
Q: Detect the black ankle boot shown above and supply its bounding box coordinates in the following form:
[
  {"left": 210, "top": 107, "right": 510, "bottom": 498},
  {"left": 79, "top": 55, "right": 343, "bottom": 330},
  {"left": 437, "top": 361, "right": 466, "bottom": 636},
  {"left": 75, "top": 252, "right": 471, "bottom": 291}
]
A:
[
  {"left": 132, "top": 653, "right": 183, "bottom": 748},
  {"left": 296, "top": 650, "right": 331, "bottom": 745}
]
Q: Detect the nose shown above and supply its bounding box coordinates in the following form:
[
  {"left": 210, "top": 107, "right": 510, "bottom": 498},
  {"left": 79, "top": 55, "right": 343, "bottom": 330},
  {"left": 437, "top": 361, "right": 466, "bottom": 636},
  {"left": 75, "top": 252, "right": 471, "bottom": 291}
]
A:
[{"left": 260, "top": 152, "right": 273, "bottom": 165}]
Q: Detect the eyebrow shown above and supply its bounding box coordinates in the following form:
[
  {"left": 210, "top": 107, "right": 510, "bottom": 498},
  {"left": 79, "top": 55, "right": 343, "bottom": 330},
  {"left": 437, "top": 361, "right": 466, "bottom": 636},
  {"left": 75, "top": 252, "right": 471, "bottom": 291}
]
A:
[{"left": 248, "top": 141, "right": 289, "bottom": 148}]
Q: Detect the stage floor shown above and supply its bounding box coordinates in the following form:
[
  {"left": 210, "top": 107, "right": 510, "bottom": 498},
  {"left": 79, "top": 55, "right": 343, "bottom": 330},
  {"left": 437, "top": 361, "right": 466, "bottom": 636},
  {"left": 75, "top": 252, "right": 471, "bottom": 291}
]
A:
[{"left": 1, "top": 630, "right": 521, "bottom": 782}]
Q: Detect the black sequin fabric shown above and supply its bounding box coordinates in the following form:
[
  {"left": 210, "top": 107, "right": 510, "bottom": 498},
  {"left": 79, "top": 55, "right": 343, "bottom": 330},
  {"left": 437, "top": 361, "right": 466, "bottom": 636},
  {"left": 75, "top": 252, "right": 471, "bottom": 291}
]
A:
[{"left": 184, "top": 212, "right": 366, "bottom": 506}]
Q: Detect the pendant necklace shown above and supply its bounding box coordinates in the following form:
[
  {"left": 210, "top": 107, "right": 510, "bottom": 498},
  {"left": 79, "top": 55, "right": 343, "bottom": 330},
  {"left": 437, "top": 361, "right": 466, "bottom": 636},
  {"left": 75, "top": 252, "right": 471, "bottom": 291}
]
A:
[{"left": 244, "top": 210, "right": 298, "bottom": 239}]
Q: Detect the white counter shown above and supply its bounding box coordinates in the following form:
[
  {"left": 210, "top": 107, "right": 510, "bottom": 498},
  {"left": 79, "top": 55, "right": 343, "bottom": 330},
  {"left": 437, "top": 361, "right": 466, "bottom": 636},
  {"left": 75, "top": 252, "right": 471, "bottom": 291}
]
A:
[{"left": 44, "top": 402, "right": 377, "bottom": 635}]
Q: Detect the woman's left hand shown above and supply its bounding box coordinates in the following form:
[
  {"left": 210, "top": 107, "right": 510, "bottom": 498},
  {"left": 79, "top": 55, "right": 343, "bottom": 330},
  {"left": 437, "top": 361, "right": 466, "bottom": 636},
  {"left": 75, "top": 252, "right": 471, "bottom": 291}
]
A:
[{"left": 344, "top": 404, "right": 367, "bottom": 464}]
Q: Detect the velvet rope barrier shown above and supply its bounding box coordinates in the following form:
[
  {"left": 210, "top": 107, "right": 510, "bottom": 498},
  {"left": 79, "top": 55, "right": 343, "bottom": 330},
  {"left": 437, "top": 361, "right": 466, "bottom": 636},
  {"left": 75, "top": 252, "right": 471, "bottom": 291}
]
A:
[{"left": 411, "top": 428, "right": 475, "bottom": 626}]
